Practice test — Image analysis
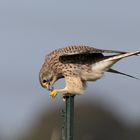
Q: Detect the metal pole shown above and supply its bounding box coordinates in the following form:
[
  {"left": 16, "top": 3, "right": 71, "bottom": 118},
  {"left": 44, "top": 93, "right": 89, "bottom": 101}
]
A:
[{"left": 64, "top": 95, "right": 75, "bottom": 140}]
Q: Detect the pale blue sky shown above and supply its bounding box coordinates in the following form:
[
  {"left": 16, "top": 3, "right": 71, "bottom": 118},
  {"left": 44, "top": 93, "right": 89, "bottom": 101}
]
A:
[{"left": 0, "top": 0, "right": 140, "bottom": 139}]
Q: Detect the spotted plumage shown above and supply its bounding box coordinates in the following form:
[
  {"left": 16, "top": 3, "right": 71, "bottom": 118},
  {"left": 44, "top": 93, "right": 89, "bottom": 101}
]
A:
[{"left": 39, "top": 45, "right": 140, "bottom": 98}]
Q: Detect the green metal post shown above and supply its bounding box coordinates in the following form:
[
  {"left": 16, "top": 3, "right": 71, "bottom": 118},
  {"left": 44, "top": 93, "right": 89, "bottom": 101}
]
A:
[{"left": 64, "top": 95, "right": 75, "bottom": 140}]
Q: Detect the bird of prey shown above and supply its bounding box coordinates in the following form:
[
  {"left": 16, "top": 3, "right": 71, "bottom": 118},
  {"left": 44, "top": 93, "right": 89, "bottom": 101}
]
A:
[{"left": 39, "top": 46, "right": 140, "bottom": 98}]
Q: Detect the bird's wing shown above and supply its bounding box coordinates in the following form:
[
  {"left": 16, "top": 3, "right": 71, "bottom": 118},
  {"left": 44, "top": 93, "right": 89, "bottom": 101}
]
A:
[
  {"left": 59, "top": 49, "right": 140, "bottom": 64},
  {"left": 59, "top": 48, "right": 126, "bottom": 64},
  {"left": 62, "top": 48, "right": 127, "bottom": 55},
  {"left": 59, "top": 53, "right": 105, "bottom": 64},
  {"left": 108, "top": 68, "right": 140, "bottom": 80}
]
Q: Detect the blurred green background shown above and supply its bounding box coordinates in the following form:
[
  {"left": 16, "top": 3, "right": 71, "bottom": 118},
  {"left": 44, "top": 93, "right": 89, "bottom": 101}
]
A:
[{"left": 0, "top": 0, "right": 140, "bottom": 140}]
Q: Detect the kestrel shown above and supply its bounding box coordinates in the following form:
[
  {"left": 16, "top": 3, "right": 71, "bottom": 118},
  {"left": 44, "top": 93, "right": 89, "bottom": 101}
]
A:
[{"left": 39, "top": 46, "right": 140, "bottom": 98}]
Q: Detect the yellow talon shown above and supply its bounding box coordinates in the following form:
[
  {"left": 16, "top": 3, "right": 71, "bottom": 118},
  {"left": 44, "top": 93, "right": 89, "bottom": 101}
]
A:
[
  {"left": 50, "top": 89, "right": 67, "bottom": 99},
  {"left": 50, "top": 90, "right": 58, "bottom": 98}
]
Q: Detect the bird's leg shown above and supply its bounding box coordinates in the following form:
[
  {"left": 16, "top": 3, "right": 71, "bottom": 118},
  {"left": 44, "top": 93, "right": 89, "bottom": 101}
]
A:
[{"left": 50, "top": 88, "right": 67, "bottom": 98}]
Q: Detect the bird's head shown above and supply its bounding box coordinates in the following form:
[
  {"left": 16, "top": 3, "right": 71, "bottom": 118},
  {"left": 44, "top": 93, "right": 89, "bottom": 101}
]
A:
[{"left": 39, "top": 69, "right": 57, "bottom": 91}]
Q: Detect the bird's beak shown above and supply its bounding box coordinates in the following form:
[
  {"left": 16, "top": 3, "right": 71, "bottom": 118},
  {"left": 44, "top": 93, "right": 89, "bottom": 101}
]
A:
[
  {"left": 42, "top": 82, "right": 49, "bottom": 89},
  {"left": 42, "top": 82, "right": 54, "bottom": 91}
]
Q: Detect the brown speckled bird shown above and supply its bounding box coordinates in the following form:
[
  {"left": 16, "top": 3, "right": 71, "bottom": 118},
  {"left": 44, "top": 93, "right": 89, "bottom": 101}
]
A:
[{"left": 39, "top": 46, "right": 140, "bottom": 98}]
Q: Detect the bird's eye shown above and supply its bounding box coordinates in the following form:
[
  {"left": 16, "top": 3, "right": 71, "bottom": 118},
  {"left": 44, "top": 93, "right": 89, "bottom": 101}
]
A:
[{"left": 42, "top": 79, "right": 47, "bottom": 83}]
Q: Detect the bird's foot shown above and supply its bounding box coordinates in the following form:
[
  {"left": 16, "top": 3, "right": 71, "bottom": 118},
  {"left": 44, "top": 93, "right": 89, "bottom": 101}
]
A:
[
  {"left": 62, "top": 94, "right": 66, "bottom": 101},
  {"left": 50, "top": 88, "right": 67, "bottom": 98},
  {"left": 61, "top": 93, "right": 71, "bottom": 101},
  {"left": 50, "top": 90, "right": 58, "bottom": 98}
]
